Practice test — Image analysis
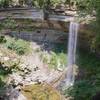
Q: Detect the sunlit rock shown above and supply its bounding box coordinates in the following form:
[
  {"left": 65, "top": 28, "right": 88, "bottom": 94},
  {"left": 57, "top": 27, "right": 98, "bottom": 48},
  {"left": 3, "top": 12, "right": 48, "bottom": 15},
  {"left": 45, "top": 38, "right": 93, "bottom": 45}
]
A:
[
  {"left": 0, "top": 52, "right": 3, "bottom": 57},
  {"left": 3, "top": 57, "right": 10, "bottom": 61}
]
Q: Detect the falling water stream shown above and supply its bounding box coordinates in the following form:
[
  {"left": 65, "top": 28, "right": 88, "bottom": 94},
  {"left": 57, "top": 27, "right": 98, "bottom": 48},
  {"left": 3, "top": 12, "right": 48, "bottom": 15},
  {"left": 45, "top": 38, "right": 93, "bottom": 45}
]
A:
[{"left": 65, "top": 22, "right": 79, "bottom": 86}]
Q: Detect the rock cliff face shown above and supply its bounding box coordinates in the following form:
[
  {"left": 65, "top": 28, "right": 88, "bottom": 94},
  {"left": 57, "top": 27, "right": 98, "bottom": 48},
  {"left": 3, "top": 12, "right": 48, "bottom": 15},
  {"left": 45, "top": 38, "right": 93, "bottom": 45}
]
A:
[
  {"left": 1, "top": 18, "right": 99, "bottom": 55},
  {"left": 36, "top": 20, "right": 99, "bottom": 55},
  {"left": 13, "top": 19, "right": 97, "bottom": 49}
]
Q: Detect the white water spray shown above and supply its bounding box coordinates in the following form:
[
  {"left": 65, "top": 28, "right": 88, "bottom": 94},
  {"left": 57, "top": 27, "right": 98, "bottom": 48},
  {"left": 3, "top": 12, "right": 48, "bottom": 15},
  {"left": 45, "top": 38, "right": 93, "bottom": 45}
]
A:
[{"left": 65, "top": 22, "right": 79, "bottom": 86}]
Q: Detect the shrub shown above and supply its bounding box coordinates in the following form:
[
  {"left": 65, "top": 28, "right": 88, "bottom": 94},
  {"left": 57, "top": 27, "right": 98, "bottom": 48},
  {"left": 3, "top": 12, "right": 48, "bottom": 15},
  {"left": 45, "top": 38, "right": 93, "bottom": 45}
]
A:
[
  {"left": 0, "top": 78, "right": 5, "bottom": 88},
  {"left": 48, "top": 52, "right": 66, "bottom": 69},
  {"left": 14, "top": 39, "right": 30, "bottom": 55},
  {"left": 49, "top": 52, "right": 58, "bottom": 69},
  {"left": 63, "top": 51, "right": 100, "bottom": 100},
  {"left": 5, "top": 38, "right": 15, "bottom": 50},
  {"left": 2, "top": 18, "right": 16, "bottom": 28},
  {"left": 5, "top": 38, "right": 30, "bottom": 55},
  {"left": 64, "top": 80, "right": 96, "bottom": 100},
  {"left": 0, "top": 36, "right": 6, "bottom": 43}
]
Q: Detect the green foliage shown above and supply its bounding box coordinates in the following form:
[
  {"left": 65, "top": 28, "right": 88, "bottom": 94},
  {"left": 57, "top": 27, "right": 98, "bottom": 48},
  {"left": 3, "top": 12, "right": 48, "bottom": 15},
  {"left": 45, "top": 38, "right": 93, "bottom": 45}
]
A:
[
  {"left": 77, "top": 50, "right": 100, "bottom": 77},
  {"left": 5, "top": 37, "right": 30, "bottom": 55},
  {"left": 76, "top": 0, "right": 92, "bottom": 11},
  {"left": 64, "top": 80, "right": 96, "bottom": 100},
  {"left": 0, "top": 61, "right": 20, "bottom": 93},
  {"left": 0, "top": 77, "right": 5, "bottom": 88},
  {"left": 39, "top": 42, "right": 67, "bottom": 69},
  {"left": 49, "top": 52, "right": 58, "bottom": 69},
  {"left": 0, "top": 0, "right": 62, "bottom": 8},
  {"left": 31, "top": 0, "right": 62, "bottom": 8},
  {"left": 63, "top": 50, "right": 100, "bottom": 100},
  {"left": 14, "top": 39, "right": 30, "bottom": 55},
  {"left": 92, "top": 0, "right": 100, "bottom": 48},
  {"left": 0, "top": 0, "right": 11, "bottom": 8},
  {"left": 91, "top": 36, "right": 100, "bottom": 53},
  {"left": 0, "top": 65, "right": 12, "bottom": 75},
  {"left": 1, "top": 18, "right": 16, "bottom": 29},
  {"left": 0, "top": 60, "right": 20, "bottom": 76},
  {"left": 40, "top": 51, "right": 66, "bottom": 69},
  {"left": 50, "top": 0, "right": 61, "bottom": 7},
  {"left": 48, "top": 43, "right": 67, "bottom": 69},
  {"left": 32, "top": 0, "right": 45, "bottom": 8},
  {"left": 81, "top": 0, "right": 100, "bottom": 52},
  {"left": 0, "top": 36, "right": 6, "bottom": 43},
  {"left": 42, "top": 54, "right": 48, "bottom": 64},
  {"left": 49, "top": 52, "right": 66, "bottom": 69}
]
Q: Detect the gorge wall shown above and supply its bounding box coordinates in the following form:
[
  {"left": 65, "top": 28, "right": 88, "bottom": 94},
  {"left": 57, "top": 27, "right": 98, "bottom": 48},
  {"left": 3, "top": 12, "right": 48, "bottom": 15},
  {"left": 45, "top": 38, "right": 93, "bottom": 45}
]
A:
[{"left": 1, "top": 19, "right": 99, "bottom": 55}]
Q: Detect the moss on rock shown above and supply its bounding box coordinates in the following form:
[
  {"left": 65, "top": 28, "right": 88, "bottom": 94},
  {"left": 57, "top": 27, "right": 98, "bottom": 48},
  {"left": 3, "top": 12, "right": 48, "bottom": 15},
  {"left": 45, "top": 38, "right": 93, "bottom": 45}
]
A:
[{"left": 21, "top": 83, "right": 64, "bottom": 100}]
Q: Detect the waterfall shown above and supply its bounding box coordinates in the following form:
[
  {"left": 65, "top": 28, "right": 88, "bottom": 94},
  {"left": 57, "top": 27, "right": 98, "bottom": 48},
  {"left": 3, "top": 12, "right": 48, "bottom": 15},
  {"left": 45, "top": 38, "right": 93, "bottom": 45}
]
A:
[{"left": 65, "top": 22, "right": 79, "bottom": 86}]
